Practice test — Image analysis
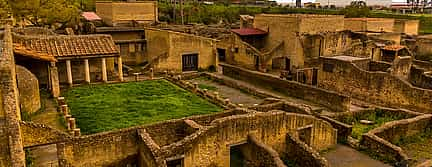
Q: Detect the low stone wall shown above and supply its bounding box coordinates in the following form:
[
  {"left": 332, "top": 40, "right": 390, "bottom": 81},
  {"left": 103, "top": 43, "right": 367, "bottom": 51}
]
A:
[
  {"left": 166, "top": 76, "right": 236, "bottom": 109},
  {"left": 369, "top": 61, "right": 391, "bottom": 72},
  {"left": 20, "top": 121, "right": 70, "bottom": 148},
  {"left": 245, "top": 134, "right": 287, "bottom": 167},
  {"left": 283, "top": 134, "right": 329, "bottom": 167},
  {"left": 319, "top": 57, "right": 432, "bottom": 113},
  {"left": 137, "top": 129, "right": 163, "bottom": 167},
  {"left": 410, "top": 65, "right": 432, "bottom": 89},
  {"left": 58, "top": 127, "right": 140, "bottom": 166},
  {"left": 360, "top": 114, "right": 432, "bottom": 166},
  {"left": 318, "top": 116, "right": 352, "bottom": 143},
  {"left": 221, "top": 63, "right": 351, "bottom": 112}
]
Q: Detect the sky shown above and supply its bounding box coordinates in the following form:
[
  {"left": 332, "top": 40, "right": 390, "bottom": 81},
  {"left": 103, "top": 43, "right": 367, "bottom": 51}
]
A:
[{"left": 276, "top": 0, "right": 407, "bottom": 3}]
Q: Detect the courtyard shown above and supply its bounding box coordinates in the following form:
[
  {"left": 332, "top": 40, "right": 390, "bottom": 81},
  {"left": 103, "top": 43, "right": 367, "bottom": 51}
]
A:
[{"left": 63, "top": 79, "right": 222, "bottom": 134}]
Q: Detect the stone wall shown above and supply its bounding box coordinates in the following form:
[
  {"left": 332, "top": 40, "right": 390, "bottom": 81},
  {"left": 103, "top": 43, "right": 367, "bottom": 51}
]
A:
[
  {"left": 59, "top": 127, "right": 140, "bottom": 166},
  {"left": 221, "top": 63, "right": 351, "bottom": 112},
  {"left": 20, "top": 121, "right": 70, "bottom": 147},
  {"left": 318, "top": 57, "right": 432, "bottom": 113},
  {"left": 243, "top": 134, "right": 287, "bottom": 167},
  {"left": 0, "top": 26, "right": 26, "bottom": 167},
  {"left": 283, "top": 134, "right": 329, "bottom": 167},
  {"left": 96, "top": 1, "right": 158, "bottom": 26},
  {"left": 394, "top": 19, "right": 419, "bottom": 35},
  {"left": 344, "top": 18, "right": 395, "bottom": 32},
  {"left": 409, "top": 65, "right": 432, "bottom": 89},
  {"left": 182, "top": 111, "right": 337, "bottom": 166},
  {"left": 16, "top": 65, "right": 41, "bottom": 113},
  {"left": 145, "top": 28, "right": 218, "bottom": 72},
  {"left": 360, "top": 114, "right": 432, "bottom": 165}
]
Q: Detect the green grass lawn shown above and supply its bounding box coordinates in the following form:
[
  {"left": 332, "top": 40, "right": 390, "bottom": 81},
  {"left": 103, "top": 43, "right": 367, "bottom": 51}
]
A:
[
  {"left": 63, "top": 80, "right": 222, "bottom": 134},
  {"left": 339, "top": 109, "right": 406, "bottom": 140}
]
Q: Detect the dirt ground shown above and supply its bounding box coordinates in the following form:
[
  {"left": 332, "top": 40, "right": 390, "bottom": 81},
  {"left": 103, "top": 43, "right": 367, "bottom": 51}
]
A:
[{"left": 401, "top": 137, "right": 432, "bottom": 165}]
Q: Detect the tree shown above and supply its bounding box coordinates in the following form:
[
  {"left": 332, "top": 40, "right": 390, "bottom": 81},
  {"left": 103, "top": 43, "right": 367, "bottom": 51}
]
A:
[
  {"left": 343, "top": 1, "right": 370, "bottom": 18},
  {"left": 8, "top": 0, "right": 81, "bottom": 27},
  {"left": 0, "top": 0, "right": 11, "bottom": 20}
]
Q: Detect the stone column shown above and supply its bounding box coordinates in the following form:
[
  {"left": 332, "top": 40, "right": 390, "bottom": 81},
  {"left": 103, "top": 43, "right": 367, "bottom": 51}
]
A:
[
  {"left": 84, "top": 59, "right": 90, "bottom": 83},
  {"left": 101, "top": 58, "right": 107, "bottom": 82},
  {"left": 49, "top": 62, "right": 60, "bottom": 97},
  {"left": 66, "top": 60, "right": 73, "bottom": 87},
  {"left": 117, "top": 56, "right": 123, "bottom": 82}
]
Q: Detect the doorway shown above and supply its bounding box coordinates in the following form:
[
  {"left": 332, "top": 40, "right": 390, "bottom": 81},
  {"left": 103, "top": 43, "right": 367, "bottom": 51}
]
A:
[
  {"left": 182, "top": 53, "right": 198, "bottom": 71},
  {"left": 217, "top": 48, "right": 226, "bottom": 62}
]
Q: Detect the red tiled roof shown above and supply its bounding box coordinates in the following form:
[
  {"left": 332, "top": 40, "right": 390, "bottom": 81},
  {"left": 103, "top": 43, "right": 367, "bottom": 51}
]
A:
[
  {"left": 231, "top": 28, "right": 267, "bottom": 36},
  {"left": 81, "top": 12, "right": 102, "bottom": 21},
  {"left": 12, "top": 34, "right": 119, "bottom": 58},
  {"left": 383, "top": 45, "right": 406, "bottom": 51}
]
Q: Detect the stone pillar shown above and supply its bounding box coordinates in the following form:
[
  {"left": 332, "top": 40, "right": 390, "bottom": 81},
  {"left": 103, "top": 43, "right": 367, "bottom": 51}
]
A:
[
  {"left": 84, "top": 59, "right": 90, "bottom": 83},
  {"left": 117, "top": 56, "right": 123, "bottom": 82},
  {"left": 150, "top": 68, "right": 154, "bottom": 80},
  {"left": 68, "top": 118, "right": 76, "bottom": 130},
  {"left": 101, "top": 58, "right": 108, "bottom": 82},
  {"left": 66, "top": 60, "right": 73, "bottom": 87},
  {"left": 49, "top": 62, "right": 60, "bottom": 97}
]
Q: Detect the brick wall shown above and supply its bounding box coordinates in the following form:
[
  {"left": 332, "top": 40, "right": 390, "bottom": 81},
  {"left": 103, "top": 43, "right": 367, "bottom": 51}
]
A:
[
  {"left": 221, "top": 63, "right": 351, "bottom": 112},
  {"left": 318, "top": 57, "right": 432, "bottom": 112}
]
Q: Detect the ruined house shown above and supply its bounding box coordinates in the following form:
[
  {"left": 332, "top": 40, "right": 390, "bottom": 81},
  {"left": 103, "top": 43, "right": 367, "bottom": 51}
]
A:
[
  {"left": 11, "top": 28, "right": 122, "bottom": 97},
  {"left": 95, "top": 1, "right": 158, "bottom": 27}
]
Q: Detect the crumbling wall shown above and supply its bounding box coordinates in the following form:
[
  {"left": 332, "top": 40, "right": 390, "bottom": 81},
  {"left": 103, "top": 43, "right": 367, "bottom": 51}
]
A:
[
  {"left": 20, "top": 121, "right": 70, "bottom": 147},
  {"left": 182, "top": 112, "right": 337, "bottom": 166},
  {"left": 360, "top": 114, "right": 432, "bottom": 165},
  {"left": 283, "top": 134, "right": 329, "bottom": 167},
  {"left": 390, "top": 56, "right": 412, "bottom": 79},
  {"left": 58, "top": 128, "right": 140, "bottom": 166},
  {"left": 0, "top": 26, "right": 26, "bottom": 167},
  {"left": 16, "top": 65, "right": 41, "bottom": 113},
  {"left": 318, "top": 57, "right": 432, "bottom": 112},
  {"left": 221, "top": 63, "right": 351, "bottom": 112},
  {"left": 409, "top": 65, "right": 432, "bottom": 89},
  {"left": 242, "top": 134, "right": 287, "bottom": 167}
]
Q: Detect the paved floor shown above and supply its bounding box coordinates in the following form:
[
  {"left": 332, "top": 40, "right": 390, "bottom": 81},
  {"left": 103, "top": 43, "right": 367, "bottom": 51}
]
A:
[{"left": 323, "top": 145, "right": 392, "bottom": 167}]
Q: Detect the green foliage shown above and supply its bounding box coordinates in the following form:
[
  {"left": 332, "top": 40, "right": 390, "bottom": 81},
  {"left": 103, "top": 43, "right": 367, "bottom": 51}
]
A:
[
  {"left": 9, "top": 0, "right": 81, "bottom": 27},
  {"left": 63, "top": 80, "right": 222, "bottom": 134},
  {"left": 0, "top": 0, "right": 11, "bottom": 20},
  {"left": 340, "top": 109, "right": 406, "bottom": 140},
  {"left": 342, "top": 1, "right": 370, "bottom": 18},
  {"left": 25, "top": 148, "right": 34, "bottom": 167}
]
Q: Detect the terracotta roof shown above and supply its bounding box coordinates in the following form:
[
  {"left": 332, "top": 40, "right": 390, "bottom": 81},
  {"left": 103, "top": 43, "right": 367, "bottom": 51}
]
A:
[
  {"left": 382, "top": 45, "right": 406, "bottom": 51},
  {"left": 12, "top": 34, "right": 119, "bottom": 59},
  {"left": 81, "top": 12, "right": 102, "bottom": 21},
  {"left": 231, "top": 28, "right": 268, "bottom": 36}
]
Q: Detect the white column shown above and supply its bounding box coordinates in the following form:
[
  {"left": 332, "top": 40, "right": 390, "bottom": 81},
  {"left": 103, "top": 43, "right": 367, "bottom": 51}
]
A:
[
  {"left": 66, "top": 60, "right": 73, "bottom": 86},
  {"left": 101, "top": 58, "right": 107, "bottom": 82},
  {"left": 118, "top": 56, "right": 123, "bottom": 82},
  {"left": 84, "top": 59, "right": 90, "bottom": 83}
]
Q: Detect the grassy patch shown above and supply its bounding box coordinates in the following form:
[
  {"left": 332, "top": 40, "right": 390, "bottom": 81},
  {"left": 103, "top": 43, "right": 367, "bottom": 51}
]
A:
[
  {"left": 394, "top": 128, "right": 432, "bottom": 163},
  {"left": 63, "top": 80, "right": 222, "bottom": 134},
  {"left": 339, "top": 109, "right": 406, "bottom": 140},
  {"left": 198, "top": 83, "right": 218, "bottom": 91}
]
